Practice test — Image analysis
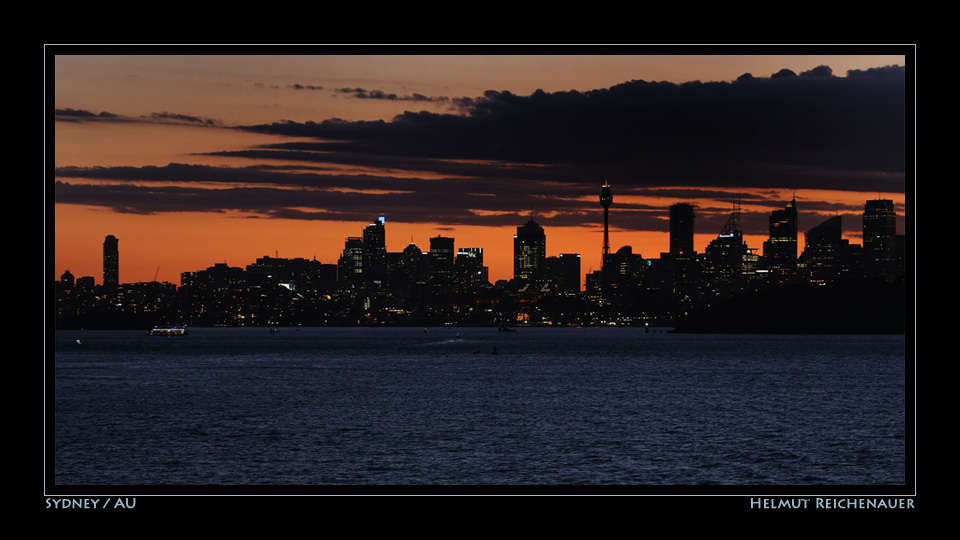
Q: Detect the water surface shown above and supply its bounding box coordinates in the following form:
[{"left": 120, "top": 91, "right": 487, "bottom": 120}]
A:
[{"left": 52, "top": 327, "right": 906, "bottom": 487}]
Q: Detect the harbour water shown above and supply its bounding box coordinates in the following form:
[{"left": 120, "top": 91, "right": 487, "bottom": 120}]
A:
[{"left": 51, "top": 327, "right": 907, "bottom": 488}]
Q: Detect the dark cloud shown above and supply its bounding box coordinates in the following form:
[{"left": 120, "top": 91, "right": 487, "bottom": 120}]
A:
[
  {"left": 150, "top": 111, "right": 218, "bottom": 126},
  {"left": 243, "top": 65, "right": 906, "bottom": 181},
  {"left": 55, "top": 108, "right": 120, "bottom": 119},
  {"left": 54, "top": 108, "right": 221, "bottom": 127},
  {"left": 335, "top": 87, "right": 451, "bottom": 104},
  {"left": 55, "top": 65, "right": 908, "bottom": 237}
]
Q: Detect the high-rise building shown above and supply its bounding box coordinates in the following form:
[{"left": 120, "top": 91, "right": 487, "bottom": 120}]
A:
[
  {"left": 704, "top": 203, "right": 748, "bottom": 292},
  {"left": 863, "top": 199, "right": 898, "bottom": 282},
  {"left": 514, "top": 218, "right": 546, "bottom": 282},
  {"left": 602, "top": 245, "right": 644, "bottom": 296},
  {"left": 428, "top": 236, "right": 456, "bottom": 292},
  {"left": 103, "top": 235, "right": 119, "bottom": 289},
  {"left": 798, "top": 215, "right": 847, "bottom": 284},
  {"left": 362, "top": 217, "right": 387, "bottom": 284},
  {"left": 545, "top": 253, "right": 581, "bottom": 293},
  {"left": 338, "top": 237, "right": 365, "bottom": 284},
  {"left": 455, "top": 248, "right": 488, "bottom": 291},
  {"left": 392, "top": 242, "right": 427, "bottom": 294},
  {"left": 363, "top": 217, "right": 386, "bottom": 250},
  {"left": 763, "top": 198, "right": 799, "bottom": 282},
  {"left": 429, "top": 236, "right": 455, "bottom": 267},
  {"left": 669, "top": 203, "right": 695, "bottom": 258}
]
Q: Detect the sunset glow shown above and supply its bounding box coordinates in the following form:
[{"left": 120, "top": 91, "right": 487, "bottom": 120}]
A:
[{"left": 50, "top": 48, "right": 909, "bottom": 288}]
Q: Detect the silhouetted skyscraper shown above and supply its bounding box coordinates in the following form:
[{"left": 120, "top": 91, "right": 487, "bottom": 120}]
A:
[
  {"left": 799, "top": 215, "right": 846, "bottom": 284},
  {"left": 545, "top": 253, "right": 581, "bottom": 293},
  {"left": 669, "top": 203, "right": 695, "bottom": 258},
  {"left": 338, "top": 237, "right": 365, "bottom": 284},
  {"left": 514, "top": 218, "right": 546, "bottom": 282},
  {"left": 863, "top": 199, "right": 897, "bottom": 282},
  {"left": 398, "top": 242, "right": 427, "bottom": 292},
  {"left": 103, "top": 235, "right": 119, "bottom": 289},
  {"left": 705, "top": 203, "right": 747, "bottom": 292},
  {"left": 456, "top": 247, "right": 488, "bottom": 291},
  {"left": 429, "top": 236, "right": 455, "bottom": 267},
  {"left": 602, "top": 245, "right": 644, "bottom": 297},
  {"left": 362, "top": 217, "right": 387, "bottom": 283},
  {"left": 363, "top": 217, "right": 386, "bottom": 250},
  {"left": 763, "top": 198, "right": 798, "bottom": 282}
]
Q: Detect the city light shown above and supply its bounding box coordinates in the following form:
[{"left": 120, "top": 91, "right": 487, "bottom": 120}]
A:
[{"left": 55, "top": 186, "right": 904, "bottom": 332}]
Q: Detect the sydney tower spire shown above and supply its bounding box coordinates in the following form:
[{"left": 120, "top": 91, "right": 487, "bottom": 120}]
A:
[{"left": 600, "top": 180, "right": 613, "bottom": 256}]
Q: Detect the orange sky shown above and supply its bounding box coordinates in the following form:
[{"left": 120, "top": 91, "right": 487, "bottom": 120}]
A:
[{"left": 50, "top": 49, "right": 910, "bottom": 288}]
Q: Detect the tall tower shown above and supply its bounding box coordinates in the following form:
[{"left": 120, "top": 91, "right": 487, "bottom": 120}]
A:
[
  {"left": 600, "top": 181, "right": 613, "bottom": 256},
  {"left": 103, "top": 235, "right": 119, "bottom": 289}
]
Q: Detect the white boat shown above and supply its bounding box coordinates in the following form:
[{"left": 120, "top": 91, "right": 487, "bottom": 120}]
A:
[{"left": 148, "top": 325, "right": 188, "bottom": 336}]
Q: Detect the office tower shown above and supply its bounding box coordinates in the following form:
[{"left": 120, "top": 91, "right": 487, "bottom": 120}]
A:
[
  {"left": 863, "top": 199, "right": 897, "bottom": 282},
  {"left": 338, "top": 237, "right": 365, "bottom": 284},
  {"left": 428, "top": 236, "right": 456, "bottom": 293},
  {"left": 545, "top": 253, "right": 581, "bottom": 293},
  {"left": 363, "top": 217, "right": 387, "bottom": 283},
  {"left": 763, "top": 198, "right": 799, "bottom": 281},
  {"left": 456, "top": 248, "right": 488, "bottom": 290},
  {"left": 669, "top": 203, "right": 695, "bottom": 258},
  {"left": 429, "top": 236, "right": 455, "bottom": 267},
  {"left": 363, "top": 217, "right": 386, "bottom": 250},
  {"left": 600, "top": 181, "right": 613, "bottom": 256},
  {"left": 400, "top": 242, "right": 424, "bottom": 278},
  {"left": 514, "top": 218, "right": 546, "bottom": 282},
  {"left": 798, "top": 215, "right": 847, "bottom": 284},
  {"left": 704, "top": 203, "right": 747, "bottom": 292},
  {"left": 103, "top": 235, "right": 119, "bottom": 289},
  {"left": 601, "top": 245, "right": 644, "bottom": 296}
]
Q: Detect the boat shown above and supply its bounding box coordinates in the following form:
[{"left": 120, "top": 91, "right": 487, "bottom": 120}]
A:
[
  {"left": 148, "top": 325, "right": 188, "bottom": 336},
  {"left": 497, "top": 326, "right": 516, "bottom": 332}
]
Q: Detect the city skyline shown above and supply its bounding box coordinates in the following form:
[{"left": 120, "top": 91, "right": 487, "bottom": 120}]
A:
[
  {"left": 51, "top": 47, "right": 910, "bottom": 286},
  {"left": 54, "top": 187, "right": 905, "bottom": 331}
]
